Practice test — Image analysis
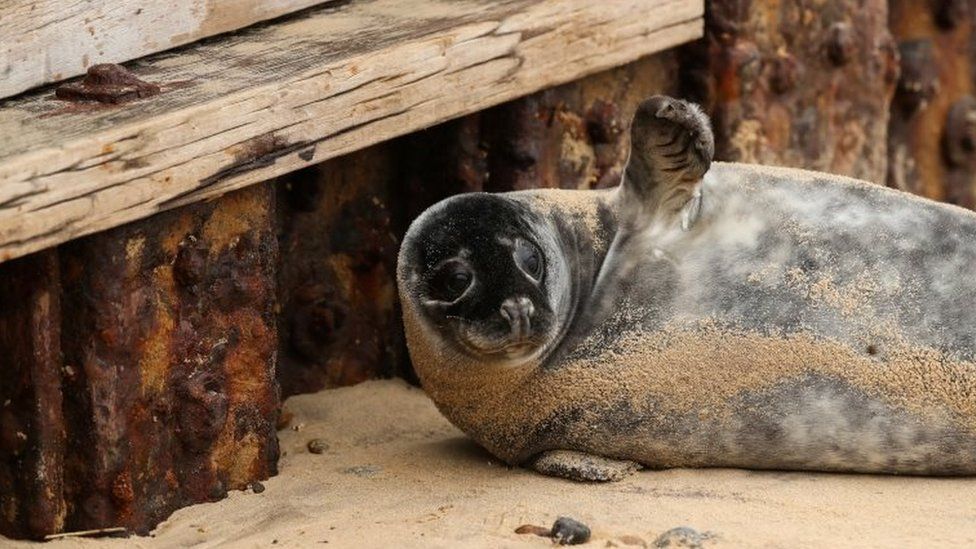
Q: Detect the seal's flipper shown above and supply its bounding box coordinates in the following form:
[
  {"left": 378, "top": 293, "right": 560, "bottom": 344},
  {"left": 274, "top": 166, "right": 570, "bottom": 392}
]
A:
[
  {"left": 622, "top": 95, "right": 714, "bottom": 229},
  {"left": 530, "top": 450, "right": 641, "bottom": 482}
]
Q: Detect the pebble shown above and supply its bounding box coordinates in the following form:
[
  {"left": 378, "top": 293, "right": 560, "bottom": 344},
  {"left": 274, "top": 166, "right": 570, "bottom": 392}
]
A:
[
  {"left": 653, "top": 526, "right": 704, "bottom": 548},
  {"left": 251, "top": 481, "right": 266, "bottom": 494},
  {"left": 551, "top": 516, "right": 591, "bottom": 545},
  {"left": 307, "top": 439, "right": 328, "bottom": 454}
]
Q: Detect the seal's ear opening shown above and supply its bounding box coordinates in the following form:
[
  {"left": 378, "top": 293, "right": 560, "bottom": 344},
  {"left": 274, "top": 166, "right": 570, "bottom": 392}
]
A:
[{"left": 622, "top": 96, "right": 714, "bottom": 224}]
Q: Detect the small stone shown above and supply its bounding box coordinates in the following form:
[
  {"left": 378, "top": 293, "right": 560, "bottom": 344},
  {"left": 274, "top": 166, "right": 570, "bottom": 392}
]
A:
[
  {"left": 552, "top": 517, "right": 591, "bottom": 545},
  {"left": 653, "top": 527, "right": 704, "bottom": 548},
  {"left": 251, "top": 481, "right": 266, "bottom": 494},
  {"left": 307, "top": 438, "right": 328, "bottom": 454}
]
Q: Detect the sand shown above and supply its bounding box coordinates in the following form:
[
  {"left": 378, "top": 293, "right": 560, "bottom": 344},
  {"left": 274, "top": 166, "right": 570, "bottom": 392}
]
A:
[{"left": 7, "top": 379, "right": 976, "bottom": 548}]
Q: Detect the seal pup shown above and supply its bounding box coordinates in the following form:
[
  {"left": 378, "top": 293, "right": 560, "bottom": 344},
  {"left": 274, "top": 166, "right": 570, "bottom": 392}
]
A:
[{"left": 397, "top": 95, "right": 976, "bottom": 481}]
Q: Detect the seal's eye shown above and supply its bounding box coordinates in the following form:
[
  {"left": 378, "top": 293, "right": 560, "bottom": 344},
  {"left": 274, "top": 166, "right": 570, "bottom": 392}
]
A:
[
  {"left": 515, "top": 240, "right": 543, "bottom": 281},
  {"left": 430, "top": 262, "right": 473, "bottom": 302}
]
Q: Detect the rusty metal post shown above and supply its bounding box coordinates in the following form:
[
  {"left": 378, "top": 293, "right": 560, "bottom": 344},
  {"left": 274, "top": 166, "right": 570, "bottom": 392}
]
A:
[
  {"left": 888, "top": 0, "right": 976, "bottom": 207},
  {"left": 57, "top": 184, "right": 279, "bottom": 534},
  {"left": 399, "top": 115, "right": 489, "bottom": 221},
  {"left": 683, "top": 0, "right": 899, "bottom": 181},
  {"left": 277, "top": 146, "right": 407, "bottom": 395},
  {"left": 0, "top": 251, "right": 66, "bottom": 539}
]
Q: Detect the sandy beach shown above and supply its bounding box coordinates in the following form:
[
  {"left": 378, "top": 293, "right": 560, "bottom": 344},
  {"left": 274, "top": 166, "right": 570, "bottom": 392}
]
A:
[{"left": 7, "top": 379, "right": 976, "bottom": 548}]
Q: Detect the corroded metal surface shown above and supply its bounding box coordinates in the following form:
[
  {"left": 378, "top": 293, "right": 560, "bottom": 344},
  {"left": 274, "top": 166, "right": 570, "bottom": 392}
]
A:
[
  {"left": 395, "top": 54, "right": 679, "bottom": 199},
  {"left": 54, "top": 64, "right": 161, "bottom": 104},
  {"left": 888, "top": 0, "right": 976, "bottom": 206},
  {"left": 57, "top": 184, "right": 279, "bottom": 534},
  {"left": 478, "top": 54, "right": 681, "bottom": 192},
  {"left": 277, "top": 148, "right": 407, "bottom": 396},
  {"left": 0, "top": 251, "right": 65, "bottom": 539},
  {"left": 685, "top": 0, "right": 899, "bottom": 181}
]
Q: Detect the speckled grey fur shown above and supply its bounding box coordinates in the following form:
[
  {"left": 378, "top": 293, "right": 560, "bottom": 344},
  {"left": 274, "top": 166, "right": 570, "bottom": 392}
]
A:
[{"left": 398, "top": 96, "right": 976, "bottom": 480}]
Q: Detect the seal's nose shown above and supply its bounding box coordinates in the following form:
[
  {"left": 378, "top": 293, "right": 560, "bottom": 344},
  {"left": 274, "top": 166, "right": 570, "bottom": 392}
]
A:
[{"left": 499, "top": 296, "right": 534, "bottom": 341}]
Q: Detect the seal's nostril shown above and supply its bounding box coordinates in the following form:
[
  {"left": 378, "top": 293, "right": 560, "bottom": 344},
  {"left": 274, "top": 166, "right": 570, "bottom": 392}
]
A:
[
  {"left": 500, "top": 304, "right": 512, "bottom": 323},
  {"left": 500, "top": 297, "right": 534, "bottom": 340},
  {"left": 501, "top": 297, "right": 533, "bottom": 318}
]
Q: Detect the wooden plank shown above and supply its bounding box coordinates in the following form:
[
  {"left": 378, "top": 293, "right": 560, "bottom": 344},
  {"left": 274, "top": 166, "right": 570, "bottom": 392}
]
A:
[
  {"left": 0, "top": 0, "right": 703, "bottom": 264},
  {"left": 0, "top": 0, "right": 338, "bottom": 99}
]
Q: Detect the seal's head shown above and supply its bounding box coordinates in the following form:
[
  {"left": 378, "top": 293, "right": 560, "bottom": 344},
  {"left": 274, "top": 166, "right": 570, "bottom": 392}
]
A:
[{"left": 398, "top": 193, "right": 572, "bottom": 366}]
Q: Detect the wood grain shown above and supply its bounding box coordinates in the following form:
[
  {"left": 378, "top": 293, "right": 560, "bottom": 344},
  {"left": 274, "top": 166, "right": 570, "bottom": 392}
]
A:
[
  {"left": 0, "top": 0, "right": 703, "bottom": 264},
  {"left": 0, "top": 0, "right": 337, "bottom": 99}
]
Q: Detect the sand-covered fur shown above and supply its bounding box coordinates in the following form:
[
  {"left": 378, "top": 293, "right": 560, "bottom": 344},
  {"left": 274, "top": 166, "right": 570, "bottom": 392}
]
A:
[{"left": 397, "top": 96, "right": 976, "bottom": 479}]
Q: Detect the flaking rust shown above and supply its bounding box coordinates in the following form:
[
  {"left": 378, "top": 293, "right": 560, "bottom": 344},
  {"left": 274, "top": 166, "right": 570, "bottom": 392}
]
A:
[
  {"left": 277, "top": 147, "right": 407, "bottom": 395},
  {"left": 57, "top": 184, "right": 279, "bottom": 535},
  {"left": 888, "top": 0, "right": 976, "bottom": 206},
  {"left": 396, "top": 54, "right": 679, "bottom": 201},
  {"left": 474, "top": 57, "right": 673, "bottom": 192},
  {"left": 683, "top": 0, "right": 898, "bottom": 182},
  {"left": 0, "top": 251, "right": 66, "bottom": 540}
]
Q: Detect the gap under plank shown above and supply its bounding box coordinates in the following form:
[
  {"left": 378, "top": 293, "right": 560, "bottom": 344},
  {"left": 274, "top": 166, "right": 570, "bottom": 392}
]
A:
[{"left": 0, "top": 0, "right": 703, "bottom": 264}]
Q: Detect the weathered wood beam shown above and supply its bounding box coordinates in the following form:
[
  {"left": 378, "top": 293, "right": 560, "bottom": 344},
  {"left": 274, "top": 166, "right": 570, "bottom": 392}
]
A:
[
  {"left": 57, "top": 184, "right": 279, "bottom": 535},
  {"left": 0, "top": 0, "right": 703, "bottom": 264},
  {"left": 0, "top": 0, "right": 338, "bottom": 99},
  {"left": 0, "top": 251, "right": 66, "bottom": 539}
]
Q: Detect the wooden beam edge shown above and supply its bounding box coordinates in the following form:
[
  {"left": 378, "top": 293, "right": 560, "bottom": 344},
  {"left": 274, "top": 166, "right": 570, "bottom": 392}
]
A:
[{"left": 0, "top": 0, "right": 703, "bottom": 263}]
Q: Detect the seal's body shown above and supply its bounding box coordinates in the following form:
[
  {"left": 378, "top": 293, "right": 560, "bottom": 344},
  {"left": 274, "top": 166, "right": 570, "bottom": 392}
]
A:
[{"left": 397, "top": 96, "right": 976, "bottom": 479}]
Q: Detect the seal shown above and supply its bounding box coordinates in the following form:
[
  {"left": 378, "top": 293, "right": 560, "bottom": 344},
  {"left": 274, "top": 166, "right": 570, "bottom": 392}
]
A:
[{"left": 397, "top": 95, "right": 976, "bottom": 481}]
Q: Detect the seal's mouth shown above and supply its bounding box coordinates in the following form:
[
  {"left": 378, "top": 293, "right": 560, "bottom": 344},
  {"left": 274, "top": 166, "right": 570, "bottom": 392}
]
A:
[{"left": 455, "top": 324, "right": 544, "bottom": 359}]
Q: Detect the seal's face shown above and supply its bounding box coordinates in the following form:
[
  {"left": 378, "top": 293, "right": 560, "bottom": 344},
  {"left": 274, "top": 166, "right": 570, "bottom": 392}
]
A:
[{"left": 400, "top": 194, "right": 569, "bottom": 363}]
